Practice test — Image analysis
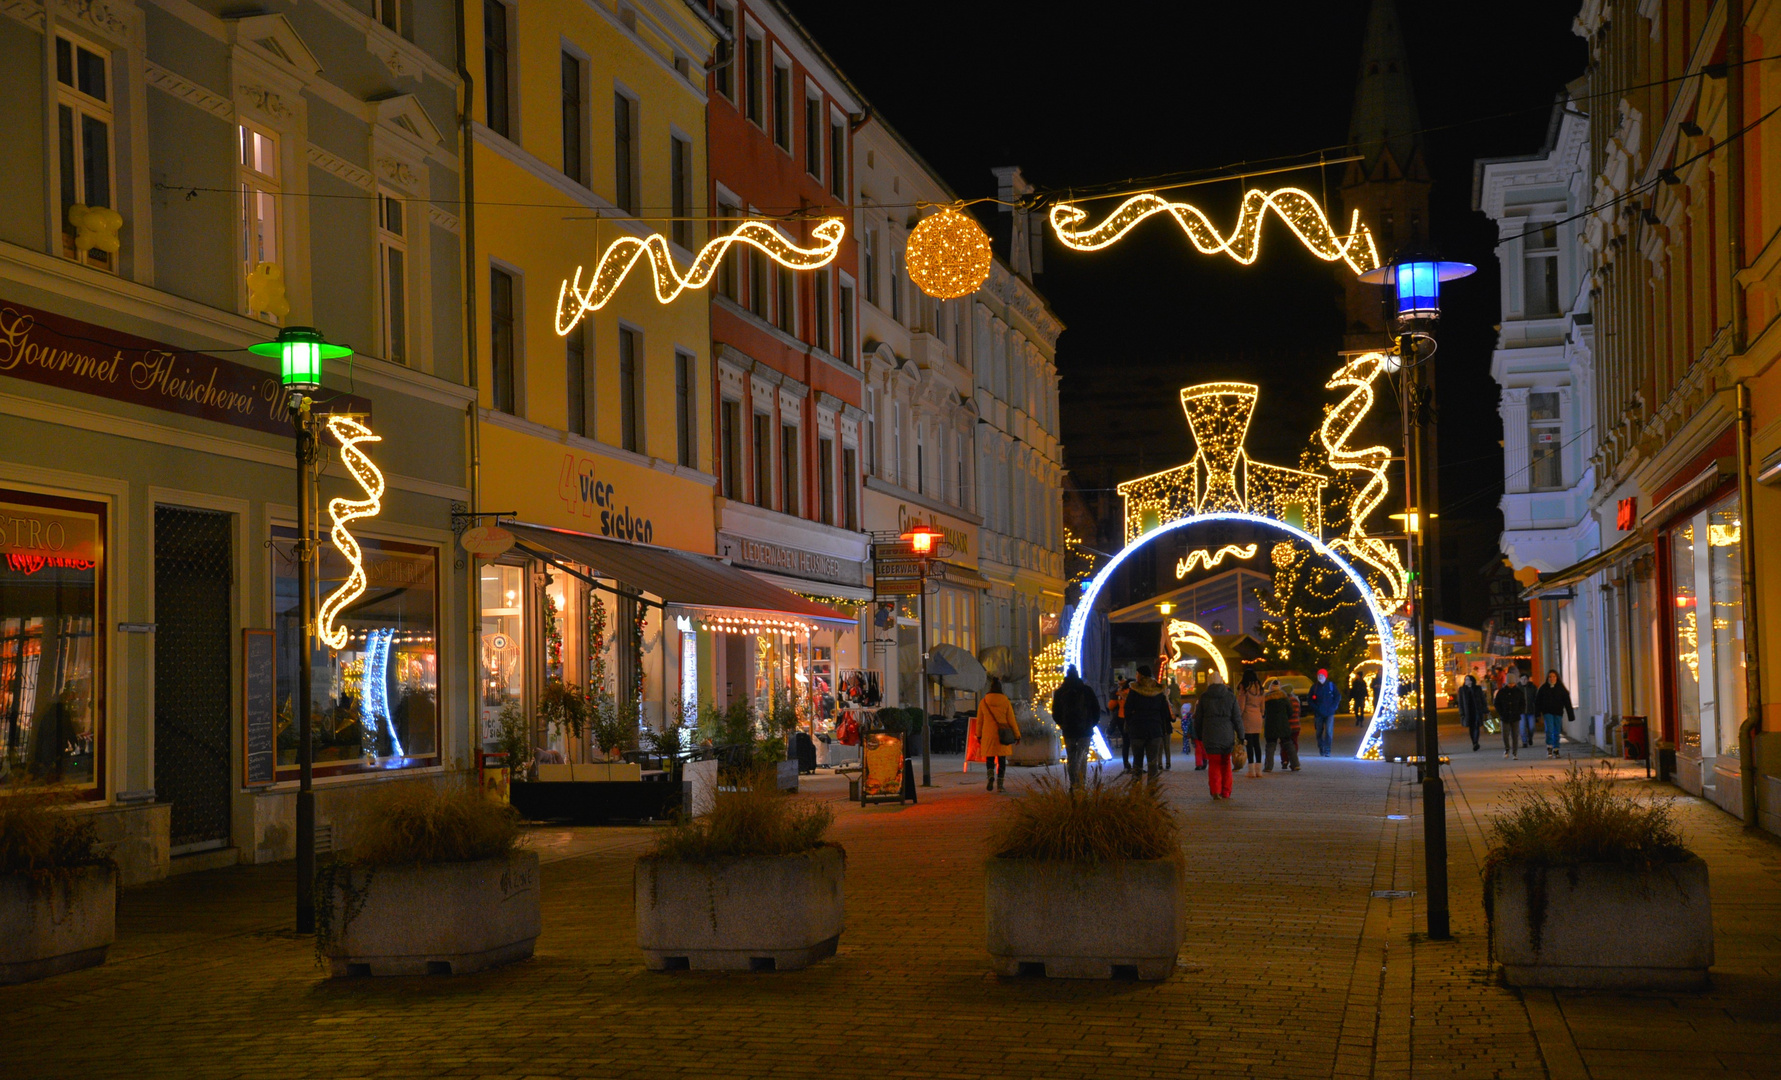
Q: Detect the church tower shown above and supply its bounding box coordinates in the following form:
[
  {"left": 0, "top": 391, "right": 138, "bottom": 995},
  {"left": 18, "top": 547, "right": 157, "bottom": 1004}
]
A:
[{"left": 1340, "top": 0, "right": 1430, "bottom": 353}]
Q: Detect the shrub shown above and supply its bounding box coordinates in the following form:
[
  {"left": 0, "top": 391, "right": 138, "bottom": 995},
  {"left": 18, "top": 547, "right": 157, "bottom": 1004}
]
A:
[
  {"left": 1483, "top": 763, "right": 1689, "bottom": 880},
  {"left": 491, "top": 701, "right": 532, "bottom": 777},
  {"left": 350, "top": 780, "right": 522, "bottom": 867},
  {"left": 989, "top": 773, "right": 1181, "bottom": 864},
  {"left": 0, "top": 792, "right": 108, "bottom": 876},
  {"left": 645, "top": 768, "right": 834, "bottom": 862}
]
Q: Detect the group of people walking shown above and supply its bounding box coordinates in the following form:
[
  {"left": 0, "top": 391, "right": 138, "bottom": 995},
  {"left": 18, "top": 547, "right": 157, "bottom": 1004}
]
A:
[{"left": 1454, "top": 666, "right": 1576, "bottom": 758}]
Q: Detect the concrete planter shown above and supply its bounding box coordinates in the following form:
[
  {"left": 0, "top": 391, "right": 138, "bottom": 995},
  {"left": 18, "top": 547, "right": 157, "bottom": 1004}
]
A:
[
  {"left": 986, "top": 857, "right": 1182, "bottom": 979},
  {"left": 319, "top": 851, "right": 540, "bottom": 977},
  {"left": 1489, "top": 856, "right": 1713, "bottom": 989},
  {"left": 0, "top": 865, "right": 116, "bottom": 984},
  {"left": 635, "top": 845, "right": 844, "bottom": 971}
]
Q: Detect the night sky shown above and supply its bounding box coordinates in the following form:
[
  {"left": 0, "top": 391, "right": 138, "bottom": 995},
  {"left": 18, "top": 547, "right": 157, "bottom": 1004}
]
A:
[{"left": 784, "top": 0, "right": 1588, "bottom": 626}]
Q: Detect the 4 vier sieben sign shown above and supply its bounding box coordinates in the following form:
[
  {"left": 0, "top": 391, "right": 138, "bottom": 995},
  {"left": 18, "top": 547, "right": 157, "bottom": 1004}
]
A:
[{"left": 0, "top": 298, "right": 370, "bottom": 435}]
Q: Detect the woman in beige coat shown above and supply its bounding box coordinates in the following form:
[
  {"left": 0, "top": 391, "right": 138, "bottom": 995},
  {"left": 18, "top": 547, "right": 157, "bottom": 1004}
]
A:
[
  {"left": 974, "top": 677, "right": 1021, "bottom": 792},
  {"left": 1236, "top": 669, "right": 1267, "bottom": 778}
]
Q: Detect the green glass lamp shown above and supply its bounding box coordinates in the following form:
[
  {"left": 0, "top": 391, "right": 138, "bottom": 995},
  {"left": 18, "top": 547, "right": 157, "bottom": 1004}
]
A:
[{"left": 249, "top": 326, "right": 352, "bottom": 393}]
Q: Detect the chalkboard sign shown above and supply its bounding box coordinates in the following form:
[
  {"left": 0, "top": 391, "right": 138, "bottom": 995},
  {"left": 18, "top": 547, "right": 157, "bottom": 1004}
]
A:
[{"left": 242, "top": 629, "right": 276, "bottom": 787}]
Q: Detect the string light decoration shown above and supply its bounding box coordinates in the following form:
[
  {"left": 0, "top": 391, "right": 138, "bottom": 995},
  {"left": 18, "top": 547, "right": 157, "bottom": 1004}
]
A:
[
  {"left": 905, "top": 206, "right": 994, "bottom": 299},
  {"left": 1048, "top": 187, "right": 1380, "bottom": 274},
  {"left": 1164, "top": 619, "right": 1228, "bottom": 684},
  {"left": 555, "top": 218, "right": 846, "bottom": 335},
  {"left": 1176, "top": 544, "right": 1257, "bottom": 577},
  {"left": 1320, "top": 352, "right": 1408, "bottom": 614},
  {"left": 317, "top": 416, "right": 386, "bottom": 650},
  {"left": 1031, "top": 638, "right": 1068, "bottom": 706}
]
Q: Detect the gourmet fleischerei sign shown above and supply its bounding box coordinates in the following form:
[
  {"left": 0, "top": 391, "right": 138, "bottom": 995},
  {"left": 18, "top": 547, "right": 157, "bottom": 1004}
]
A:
[{"left": 0, "top": 298, "right": 369, "bottom": 435}]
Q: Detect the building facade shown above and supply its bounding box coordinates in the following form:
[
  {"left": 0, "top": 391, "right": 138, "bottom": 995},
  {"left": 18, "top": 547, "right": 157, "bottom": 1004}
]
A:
[{"left": 0, "top": 0, "right": 473, "bottom": 881}]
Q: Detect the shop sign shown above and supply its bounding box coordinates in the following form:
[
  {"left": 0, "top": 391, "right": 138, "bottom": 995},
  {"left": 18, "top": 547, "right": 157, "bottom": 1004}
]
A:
[
  {"left": 0, "top": 501, "right": 99, "bottom": 574},
  {"left": 718, "top": 531, "right": 864, "bottom": 587},
  {"left": 558, "top": 453, "right": 656, "bottom": 543},
  {"left": 460, "top": 525, "right": 516, "bottom": 558},
  {"left": 0, "top": 298, "right": 371, "bottom": 436},
  {"left": 894, "top": 504, "right": 972, "bottom": 560}
]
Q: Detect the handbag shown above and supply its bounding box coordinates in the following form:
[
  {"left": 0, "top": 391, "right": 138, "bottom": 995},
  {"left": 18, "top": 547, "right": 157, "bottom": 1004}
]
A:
[
  {"left": 1231, "top": 738, "right": 1247, "bottom": 768},
  {"left": 997, "top": 723, "right": 1020, "bottom": 745}
]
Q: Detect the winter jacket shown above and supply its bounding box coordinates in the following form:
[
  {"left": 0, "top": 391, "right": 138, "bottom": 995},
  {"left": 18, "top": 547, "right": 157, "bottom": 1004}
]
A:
[
  {"left": 975, "top": 693, "right": 1021, "bottom": 758},
  {"left": 1287, "top": 693, "right": 1303, "bottom": 730},
  {"left": 1534, "top": 683, "right": 1577, "bottom": 724},
  {"left": 1456, "top": 682, "right": 1489, "bottom": 728},
  {"left": 1237, "top": 687, "right": 1267, "bottom": 735},
  {"left": 1181, "top": 699, "right": 1197, "bottom": 740},
  {"left": 1050, "top": 675, "right": 1101, "bottom": 740},
  {"left": 1492, "top": 683, "right": 1526, "bottom": 719},
  {"left": 1309, "top": 677, "right": 1341, "bottom": 718},
  {"left": 1195, "top": 683, "right": 1243, "bottom": 754},
  {"left": 1121, "top": 678, "right": 1174, "bottom": 740},
  {"left": 1263, "top": 691, "right": 1293, "bottom": 740}
]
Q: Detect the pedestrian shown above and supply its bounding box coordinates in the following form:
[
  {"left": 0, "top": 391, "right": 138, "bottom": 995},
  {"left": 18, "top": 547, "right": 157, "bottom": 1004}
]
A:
[
  {"left": 1262, "top": 679, "right": 1292, "bottom": 772},
  {"left": 1348, "top": 669, "right": 1369, "bottom": 723},
  {"left": 1368, "top": 671, "right": 1382, "bottom": 722},
  {"left": 1110, "top": 679, "right": 1131, "bottom": 771},
  {"left": 1049, "top": 664, "right": 1101, "bottom": 791},
  {"left": 1492, "top": 668, "right": 1525, "bottom": 759},
  {"left": 1284, "top": 684, "right": 1303, "bottom": 770},
  {"left": 1514, "top": 668, "right": 1538, "bottom": 748},
  {"left": 1309, "top": 667, "right": 1341, "bottom": 755},
  {"left": 1236, "top": 669, "right": 1267, "bottom": 779},
  {"left": 1456, "top": 673, "right": 1490, "bottom": 751},
  {"left": 1534, "top": 670, "right": 1577, "bottom": 759},
  {"left": 975, "top": 676, "right": 1020, "bottom": 792},
  {"left": 1122, "top": 665, "right": 1173, "bottom": 781},
  {"left": 1195, "top": 670, "right": 1241, "bottom": 799},
  {"left": 1162, "top": 676, "right": 1175, "bottom": 772},
  {"left": 1182, "top": 695, "right": 1206, "bottom": 769}
]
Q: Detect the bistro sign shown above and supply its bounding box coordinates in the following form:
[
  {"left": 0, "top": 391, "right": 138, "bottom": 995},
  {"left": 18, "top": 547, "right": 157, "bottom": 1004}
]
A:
[
  {"left": 0, "top": 298, "right": 370, "bottom": 436},
  {"left": 718, "top": 531, "right": 864, "bottom": 587}
]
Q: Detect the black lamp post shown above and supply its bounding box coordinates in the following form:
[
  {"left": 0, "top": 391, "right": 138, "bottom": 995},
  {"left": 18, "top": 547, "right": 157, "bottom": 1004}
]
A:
[
  {"left": 901, "top": 523, "right": 947, "bottom": 787},
  {"left": 249, "top": 326, "right": 352, "bottom": 935},
  {"left": 1358, "top": 257, "right": 1473, "bottom": 942}
]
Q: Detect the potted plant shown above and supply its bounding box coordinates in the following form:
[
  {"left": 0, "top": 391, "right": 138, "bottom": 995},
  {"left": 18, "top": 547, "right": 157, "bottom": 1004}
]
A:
[
  {"left": 1, "top": 794, "right": 115, "bottom": 984},
  {"left": 1484, "top": 763, "right": 1711, "bottom": 989},
  {"left": 315, "top": 781, "right": 539, "bottom": 977},
  {"left": 985, "top": 774, "right": 1182, "bottom": 979},
  {"left": 635, "top": 768, "right": 842, "bottom": 971}
]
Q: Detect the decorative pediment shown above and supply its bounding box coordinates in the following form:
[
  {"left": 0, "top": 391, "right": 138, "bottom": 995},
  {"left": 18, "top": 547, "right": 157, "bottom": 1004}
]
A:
[
  {"left": 373, "top": 94, "right": 442, "bottom": 147},
  {"left": 229, "top": 14, "right": 322, "bottom": 80}
]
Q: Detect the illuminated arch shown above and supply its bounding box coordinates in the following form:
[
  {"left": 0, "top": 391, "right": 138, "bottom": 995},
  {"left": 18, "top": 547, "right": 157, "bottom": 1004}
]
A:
[{"left": 1064, "top": 511, "right": 1399, "bottom": 759}]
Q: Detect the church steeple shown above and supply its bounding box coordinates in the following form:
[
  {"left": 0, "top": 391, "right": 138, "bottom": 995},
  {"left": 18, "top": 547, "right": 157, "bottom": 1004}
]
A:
[{"left": 1347, "top": 0, "right": 1422, "bottom": 178}]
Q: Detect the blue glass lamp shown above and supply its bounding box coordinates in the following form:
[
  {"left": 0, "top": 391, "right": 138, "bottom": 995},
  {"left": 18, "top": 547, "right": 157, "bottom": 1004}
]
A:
[{"left": 1358, "top": 258, "right": 1476, "bottom": 321}]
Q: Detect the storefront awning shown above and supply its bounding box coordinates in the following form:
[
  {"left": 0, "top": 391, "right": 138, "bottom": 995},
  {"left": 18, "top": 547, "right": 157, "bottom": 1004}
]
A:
[
  {"left": 1519, "top": 532, "right": 1647, "bottom": 601},
  {"left": 505, "top": 523, "right": 853, "bottom": 625}
]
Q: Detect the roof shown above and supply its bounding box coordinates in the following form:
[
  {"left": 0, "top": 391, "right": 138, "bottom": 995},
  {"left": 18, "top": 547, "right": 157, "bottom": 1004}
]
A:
[{"left": 1347, "top": 0, "right": 1421, "bottom": 173}]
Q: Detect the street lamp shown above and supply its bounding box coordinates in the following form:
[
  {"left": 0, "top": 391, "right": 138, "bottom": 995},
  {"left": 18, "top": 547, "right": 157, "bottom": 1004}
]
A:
[
  {"left": 1359, "top": 254, "right": 1473, "bottom": 943},
  {"left": 249, "top": 326, "right": 351, "bottom": 935},
  {"left": 901, "top": 523, "right": 946, "bottom": 786}
]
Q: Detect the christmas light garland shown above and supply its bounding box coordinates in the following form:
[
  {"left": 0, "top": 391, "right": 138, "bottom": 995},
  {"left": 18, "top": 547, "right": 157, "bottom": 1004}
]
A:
[
  {"left": 1176, "top": 544, "right": 1257, "bottom": 577},
  {"left": 1164, "top": 619, "right": 1228, "bottom": 684},
  {"left": 1048, "top": 187, "right": 1380, "bottom": 274},
  {"left": 1320, "top": 352, "right": 1407, "bottom": 613},
  {"left": 317, "top": 416, "right": 385, "bottom": 651}
]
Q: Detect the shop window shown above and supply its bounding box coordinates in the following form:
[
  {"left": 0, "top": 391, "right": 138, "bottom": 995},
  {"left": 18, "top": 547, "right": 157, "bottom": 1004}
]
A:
[
  {"left": 0, "top": 493, "right": 103, "bottom": 795},
  {"left": 56, "top": 33, "right": 115, "bottom": 272},
  {"left": 273, "top": 530, "right": 438, "bottom": 774},
  {"left": 1670, "top": 524, "right": 1700, "bottom": 752},
  {"left": 479, "top": 562, "right": 525, "bottom": 742},
  {"left": 377, "top": 191, "right": 407, "bottom": 365},
  {"left": 238, "top": 124, "right": 280, "bottom": 320},
  {"left": 1527, "top": 392, "right": 1561, "bottom": 490},
  {"left": 1708, "top": 497, "right": 1746, "bottom": 758}
]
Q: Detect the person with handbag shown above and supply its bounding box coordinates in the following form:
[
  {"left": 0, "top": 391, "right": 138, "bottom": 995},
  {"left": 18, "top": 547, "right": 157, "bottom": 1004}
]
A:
[
  {"left": 1236, "top": 669, "right": 1268, "bottom": 779},
  {"left": 1121, "top": 664, "right": 1173, "bottom": 782},
  {"left": 975, "top": 677, "right": 1021, "bottom": 792},
  {"left": 1194, "top": 670, "right": 1242, "bottom": 799}
]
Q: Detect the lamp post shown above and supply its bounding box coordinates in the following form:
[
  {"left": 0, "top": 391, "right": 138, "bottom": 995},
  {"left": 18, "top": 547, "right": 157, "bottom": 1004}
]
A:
[
  {"left": 901, "top": 523, "right": 946, "bottom": 787},
  {"left": 1358, "top": 256, "right": 1473, "bottom": 942},
  {"left": 249, "top": 326, "right": 352, "bottom": 935}
]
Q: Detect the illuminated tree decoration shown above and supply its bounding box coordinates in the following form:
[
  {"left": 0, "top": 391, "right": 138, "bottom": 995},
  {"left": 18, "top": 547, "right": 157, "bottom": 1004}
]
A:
[
  {"left": 556, "top": 218, "right": 846, "bottom": 335},
  {"left": 318, "top": 416, "right": 386, "bottom": 650},
  {"left": 1048, "top": 187, "right": 1380, "bottom": 275},
  {"left": 905, "top": 206, "right": 993, "bottom": 299},
  {"left": 1164, "top": 619, "right": 1228, "bottom": 684}
]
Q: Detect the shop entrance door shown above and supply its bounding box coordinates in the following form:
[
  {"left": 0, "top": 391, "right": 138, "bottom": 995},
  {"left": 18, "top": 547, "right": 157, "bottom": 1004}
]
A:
[{"left": 154, "top": 506, "right": 233, "bottom": 851}]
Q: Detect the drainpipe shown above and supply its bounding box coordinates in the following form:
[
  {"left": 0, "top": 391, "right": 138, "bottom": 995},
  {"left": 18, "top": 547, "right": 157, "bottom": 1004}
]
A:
[{"left": 457, "top": 0, "right": 482, "bottom": 770}]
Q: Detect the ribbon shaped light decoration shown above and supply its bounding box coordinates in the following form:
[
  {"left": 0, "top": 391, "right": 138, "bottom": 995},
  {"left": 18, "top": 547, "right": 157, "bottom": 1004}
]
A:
[
  {"left": 556, "top": 218, "right": 846, "bottom": 335},
  {"left": 1320, "top": 352, "right": 1407, "bottom": 613},
  {"left": 318, "top": 416, "right": 386, "bottom": 650},
  {"left": 1048, "top": 187, "right": 1380, "bottom": 275}
]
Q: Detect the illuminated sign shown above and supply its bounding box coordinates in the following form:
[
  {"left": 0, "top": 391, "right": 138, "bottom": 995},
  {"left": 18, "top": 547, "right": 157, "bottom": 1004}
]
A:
[
  {"left": 557, "top": 454, "right": 656, "bottom": 543},
  {"left": 719, "top": 532, "right": 862, "bottom": 587},
  {"left": 0, "top": 502, "right": 99, "bottom": 575}
]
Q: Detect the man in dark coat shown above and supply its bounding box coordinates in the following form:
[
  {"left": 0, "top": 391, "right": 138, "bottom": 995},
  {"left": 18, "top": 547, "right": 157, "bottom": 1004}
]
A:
[
  {"left": 1309, "top": 668, "right": 1342, "bottom": 756},
  {"left": 1492, "top": 669, "right": 1526, "bottom": 759},
  {"left": 1121, "top": 664, "right": 1174, "bottom": 782},
  {"left": 1050, "top": 665, "right": 1102, "bottom": 790},
  {"left": 1348, "top": 671, "right": 1370, "bottom": 722},
  {"left": 1456, "top": 674, "right": 1490, "bottom": 751}
]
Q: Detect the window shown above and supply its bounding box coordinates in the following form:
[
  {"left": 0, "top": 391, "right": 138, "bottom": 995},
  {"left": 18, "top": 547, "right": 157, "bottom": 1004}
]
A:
[
  {"left": 716, "top": 203, "right": 740, "bottom": 300},
  {"left": 1524, "top": 223, "right": 1560, "bottom": 317},
  {"left": 1707, "top": 496, "right": 1746, "bottom": 759},
  {"left": 483, "top": 0, "right": 511, "bottom": 138},
  {"left": 1670, "top": 523, "right": 1700, "bottom": 752},
  {"left": 781, "top": 423, "right": 800, "bottom": 515},
  {"left": 838, "top": 280, "right": 854, "bottom": 365},
  {"left": 619, "top": 327, "right": 641, "bottom": 453},
  {"left": 1528, "top": 391, "right": 1562, "bottom": 489},
  {"left": 818, "top": 437, "right": 835, "bottom": 525},
  {"left": 478, "top": 562, "right": 523, "bottom": 745},
  {"left": 915, "top": 421, "right": 925, "bottom": 495},
  {"left": 862, "top": 228, "right": 877, "bottom": 305},
  {"left": 956, "top": 430, "right": 967, "bottom": 507},
  {"left": 744, "top": 33, "right": 763, "bottom": 126},
  {"left": 891, "top": 400, "right": 903, "bottom": 485},
  {"left": 752, "top": 412, "right": 772, "bottom": 508},
  {"left": 720, "top": 399, "right": 743, "bottom": 498},
  {"left": 566, "top": 325, "right": 590, "bottom": 437},
  {"left": 56, "top": 35, "right": 114, "bottom": 271},
  {"left": 889, "top": 252, "right": 902, "bottom": 322},
  {"left": 776, "top": 263, "right": 795, "bottom": 333},
  {"left": 561, "top": 52, "right": 584, "bottom": 184},
  {"left": 829, "top": 116, "right": 845, "bottom": 199},
  {"left": 804, "top": 91, "right": 823, "bottom": 177},
  {"left": 670, "top": 135, "right": 692, "bottom": 249},
  {"left": 614, "top": 92, "right": 638, "bottom": 214},
  {"left": 378, "top": 191, "right": 407, "bottom": 365},
  {"left": 375, "top": 0, "right": 408, "bottom": 38},
  {"left": 239, "top": 124, "right": 279, "bottom": 318},
  {"left": 748, "top": 239, "right": 768, "bottom": 318},
  {"left": 864, "top": 388, "right": 876, "bottom": 476},
  {"left": 813, "top": 267, "right": 831, "bottom": 353},
  {"left": 675, "top": 350, "right": 696, "bottom": 468},
  {"left": 772, "top": 59, "right": 791, "bottom": 151},
  {"left": 0, "top": 491, "right": 104, "bottom": 795},
  {"left": 490, "top": 267, "right": 517, "bottom": 414},
  {"left": 276, "top": 529, "right": 439, "bottom": 774},
  {"left": 713, "top": 4, "right": 735, "bottom": 100},
  {"left": 842, "top": 447, "right": 858, "bottom": 530}
]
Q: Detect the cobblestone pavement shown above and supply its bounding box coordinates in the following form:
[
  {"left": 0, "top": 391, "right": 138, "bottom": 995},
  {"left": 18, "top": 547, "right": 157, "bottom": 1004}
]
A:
[{"left": 8, "top": 715, "right": 1781, "bottom": 1079}]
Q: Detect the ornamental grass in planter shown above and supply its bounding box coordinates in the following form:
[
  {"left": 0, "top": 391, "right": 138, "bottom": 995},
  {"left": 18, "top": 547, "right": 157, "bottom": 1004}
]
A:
[
  {"left": 0, "top": 793, "right": 116, "bottom": 984},
  {"left": 985, "top": 774, "right": 1183, "bottom": 979},
  {"left": 1483, "top": 763, "right": 1710, "bottom": 990},
  {"left": 635, "top": 767, "right": 843, "bottom": 972},
  {"left": 315, "top": 780, "right": 538, "bottom": 978}
]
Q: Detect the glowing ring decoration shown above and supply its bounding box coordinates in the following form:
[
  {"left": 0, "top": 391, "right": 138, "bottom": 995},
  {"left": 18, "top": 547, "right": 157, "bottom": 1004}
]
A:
[{"left": 1064, "top": 511, "right": 1399, "bottom": 759}]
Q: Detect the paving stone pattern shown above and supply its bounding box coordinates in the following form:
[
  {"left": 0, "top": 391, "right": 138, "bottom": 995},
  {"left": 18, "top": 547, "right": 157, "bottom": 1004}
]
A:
[{"left": 8, "top": 717, "right": 1781, "bottom": 1079}]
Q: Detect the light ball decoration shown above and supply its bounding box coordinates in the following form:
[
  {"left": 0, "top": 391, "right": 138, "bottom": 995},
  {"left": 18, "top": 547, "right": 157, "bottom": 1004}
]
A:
[
  {"left": 1272, "top": 541, "right": 1296, "bottom": 569},
  {"left": 905, "top": 206, "right": 992, "bottom": 299}
]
